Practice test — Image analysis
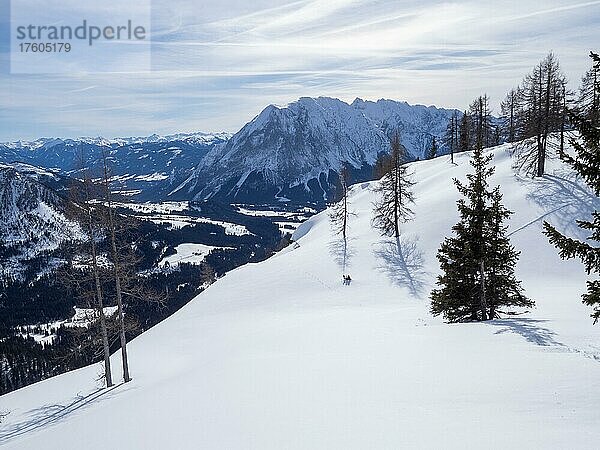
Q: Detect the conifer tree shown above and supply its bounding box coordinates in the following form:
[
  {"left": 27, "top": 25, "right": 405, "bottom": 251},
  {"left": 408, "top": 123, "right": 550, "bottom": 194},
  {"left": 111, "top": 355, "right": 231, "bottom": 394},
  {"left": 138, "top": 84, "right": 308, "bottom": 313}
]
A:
[
  {"left": 80, "top": 173, "right": 113, "bottom": 388},
  {"left": 431, "top": 146, "right": 531, "bottom": 322},
  {"left": 372, "top": 133, "right": 415, "bottom": 238},
  {"left": 330, "top": 165, "right": 350, "bottom": 242},
  {"left": 509, "top": 52, "right": 569, "bottom": 176},
  {"left": 469, "top": 95, "right": 493, "bottom": 149},
  {"left": 200, "top": 262, "right": 216, "bottom": 286},
  {"left": 543, "top": 107, "right": 600, "bottom": 323},
  {"left": 576, "top": 51, "right": 600, "bottom": 126},
  {"left": 458, "top": 111, "right": 471, "bottom": 152},
  {"left": 444, "top": 111, "right": 460, "bottom": 163},
  {"left": 501, "top": 88, "right": 521, "bottom": 143},
  {"left": 485, "top": 188, "right": 531, "bottom": 318},
  {"left": 64, "top": 147, "right": 113, "bottom": 388},
  {"left": 373, "top": 152, "right": 392, "bottom": 179},
  {"left": 427, "top": 136, "right": 438, "bottom": 159}
]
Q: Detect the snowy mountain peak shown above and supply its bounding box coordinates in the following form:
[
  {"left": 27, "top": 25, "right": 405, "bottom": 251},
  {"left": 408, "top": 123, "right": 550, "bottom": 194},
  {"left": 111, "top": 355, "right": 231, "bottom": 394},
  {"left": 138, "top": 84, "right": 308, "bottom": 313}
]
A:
[{"left": 172, "top": 97, "right": 459, "bottom": 204}]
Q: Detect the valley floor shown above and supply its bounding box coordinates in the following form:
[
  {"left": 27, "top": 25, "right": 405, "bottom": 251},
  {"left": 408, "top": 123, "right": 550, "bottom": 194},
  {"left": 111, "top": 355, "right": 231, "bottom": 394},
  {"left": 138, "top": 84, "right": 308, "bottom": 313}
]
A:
[{"left": 1, "top": 146, "right": 600, "bottom": 449}]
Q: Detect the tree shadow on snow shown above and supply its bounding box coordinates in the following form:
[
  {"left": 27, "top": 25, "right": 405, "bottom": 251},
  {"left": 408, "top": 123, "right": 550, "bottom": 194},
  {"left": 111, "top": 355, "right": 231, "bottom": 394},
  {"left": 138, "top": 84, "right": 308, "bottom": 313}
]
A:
[
  {"left": 0, "top": 383, "right": 123, "bottom": 444},
  {"left": 328, "top": 237, "right": 356, "bottom": 274},
  {"left": 487, "top": 318, "right": 565, "bottom": 347},
  {"left": 373, "top": 235, "right": 430, "bottom": 298},
  {"left": 517, "top": 170, "right": 600, "bottom": 241}
]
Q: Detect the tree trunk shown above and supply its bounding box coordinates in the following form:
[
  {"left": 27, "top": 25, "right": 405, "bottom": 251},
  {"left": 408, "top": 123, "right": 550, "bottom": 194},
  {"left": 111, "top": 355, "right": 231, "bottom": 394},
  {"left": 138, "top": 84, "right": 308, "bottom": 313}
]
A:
[
  {"left": 560, "top": 83, "right": 566, "bottom": 154},
  {"left": 593, "top": 67, "right": 599, "bottom": 127},
  {"left": 102, "top": 153, "right": 131, "bottom": 383},
  {"left": 479, "top": 259, "right": 488, "bottom": 321},
  {"left": 88, "top": 209, "right": 113, "bottom": 388},
  {"left": 394, "top": 169, "right": 400, "bottom": 239},
  {"left": 538, "top": 64, "right": 553, "bottom": 177},
  {"left": 82, "top": 172, "right": 113, "bottom": 388}
]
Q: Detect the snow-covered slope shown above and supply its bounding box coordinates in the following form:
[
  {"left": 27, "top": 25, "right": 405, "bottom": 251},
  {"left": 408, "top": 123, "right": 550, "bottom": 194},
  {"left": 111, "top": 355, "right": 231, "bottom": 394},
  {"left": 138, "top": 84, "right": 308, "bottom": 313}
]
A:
[
  {"left": 2, "top": 144, "right": 599, "bottom": 449},
  {"left": 172, "top": 97, "right": 457, "bottom": 204}
]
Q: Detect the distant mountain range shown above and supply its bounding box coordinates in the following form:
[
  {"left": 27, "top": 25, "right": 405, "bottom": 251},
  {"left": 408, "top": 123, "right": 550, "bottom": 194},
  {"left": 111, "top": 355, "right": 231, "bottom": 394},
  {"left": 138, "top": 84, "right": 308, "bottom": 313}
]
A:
[
  {"left": 0, "top": 133, "right": 231, "bottom": 201},
  {"left": 0, "top": 97, "right": 458, "bottom": 204}
]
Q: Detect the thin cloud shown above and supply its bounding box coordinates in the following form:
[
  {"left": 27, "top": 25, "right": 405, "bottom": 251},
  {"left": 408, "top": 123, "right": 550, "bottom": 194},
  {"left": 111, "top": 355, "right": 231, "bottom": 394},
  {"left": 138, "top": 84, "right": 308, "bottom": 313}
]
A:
[{"left": 0, "top": 0, "right": 598, "bottom": 140}]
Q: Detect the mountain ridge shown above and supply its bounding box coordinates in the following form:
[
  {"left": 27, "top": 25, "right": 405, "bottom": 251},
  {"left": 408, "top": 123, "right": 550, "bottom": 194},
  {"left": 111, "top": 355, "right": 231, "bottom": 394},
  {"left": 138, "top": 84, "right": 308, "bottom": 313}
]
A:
[
  {"left": 1, "top": 97, "right": 459, "bottom": 205},
  {"left": 171, "top": 96, "right": 459, "bottom": 204}
]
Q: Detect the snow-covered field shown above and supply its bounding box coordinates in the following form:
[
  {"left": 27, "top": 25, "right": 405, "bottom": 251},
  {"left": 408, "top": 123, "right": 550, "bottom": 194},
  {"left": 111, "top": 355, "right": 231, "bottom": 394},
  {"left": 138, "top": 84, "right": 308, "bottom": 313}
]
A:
[
  {"left": 140, "top": 214, "right": 251, "bottom": 235},
  {"left": 111, "top": 201, "right": 190, "bottom": 214},
  {"left": 17, "top": 307, "right": 119, "bottom": 346},
  {"left": 1, "top": 145, "right": 599, "bottom": 449},
  {"left": 158, "top": 243, "right": 229, "bottom": 268},
  {"left": 110, "top": 201, "right": 252, "bottom": 235}
]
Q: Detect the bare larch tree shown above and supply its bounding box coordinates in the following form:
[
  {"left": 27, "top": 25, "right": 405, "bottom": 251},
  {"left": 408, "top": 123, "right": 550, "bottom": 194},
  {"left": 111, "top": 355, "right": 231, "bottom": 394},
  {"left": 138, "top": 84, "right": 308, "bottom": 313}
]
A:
[{"left": 372, "top": 132, "right": 415, "bottom": 239}]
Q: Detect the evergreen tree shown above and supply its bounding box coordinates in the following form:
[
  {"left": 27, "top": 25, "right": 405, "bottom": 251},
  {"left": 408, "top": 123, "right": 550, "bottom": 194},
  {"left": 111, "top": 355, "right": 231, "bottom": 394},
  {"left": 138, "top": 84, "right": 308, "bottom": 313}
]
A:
[
  {"left": 492, "top": 125, "right": 502, "bottom": 147},
  {"left": 485, "top": 188, "right": 531, "bottom": 317},
  {"left": 576, "top": 51, "right": 600, "bottom": 126},
  {"left": 501, "top": 88, "right": 521, "bottom": 143},
  {"left": 372, "top": 133, "right": 415, "bottom": 238},
  {"left": 431, "top": 146, "right": 531, "bottom": 322},
  {"left": 200, "top": 262, "right": 216, "bottom": 286},
  {"left": 543, "top": 108, "right": 600, "bottom": 323},
  {"left": 427, "top": 136, "right": 438, "bottom": 160},
  {"left": 458, "top": 111, "right": 471, "bottom": 152}
]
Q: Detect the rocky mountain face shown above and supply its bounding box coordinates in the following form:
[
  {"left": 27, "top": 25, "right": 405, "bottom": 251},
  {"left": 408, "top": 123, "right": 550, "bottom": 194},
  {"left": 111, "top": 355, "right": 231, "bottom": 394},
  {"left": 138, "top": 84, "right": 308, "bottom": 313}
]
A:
[
  {"left": 0, "top": 163, "right": 83, "bottom": 279},
  {"left": 170, "top": 97, "right": 458, "bottom": 204},
  {"left": 1, "top": 98, "right": 457, "bottom": 205}
]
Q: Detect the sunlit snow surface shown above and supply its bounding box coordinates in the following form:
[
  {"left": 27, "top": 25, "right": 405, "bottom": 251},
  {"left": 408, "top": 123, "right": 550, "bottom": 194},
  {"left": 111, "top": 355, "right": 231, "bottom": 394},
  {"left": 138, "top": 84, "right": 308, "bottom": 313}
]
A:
[
  {"left": 17, "top": 307, "right": 119, "bottom": 346},
  {"left": 2, "top": 144, "right": 600, "bottom": 449},
  {"left": 158, "top": 243, "right": 230, "bottom": 268}
]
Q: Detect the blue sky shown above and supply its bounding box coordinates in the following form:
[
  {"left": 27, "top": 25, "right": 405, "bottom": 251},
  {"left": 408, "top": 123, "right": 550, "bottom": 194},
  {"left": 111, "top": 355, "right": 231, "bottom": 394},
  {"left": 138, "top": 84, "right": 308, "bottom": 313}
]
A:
[{"left": 0, "top": 0, "right": 599, "bottom": 141}]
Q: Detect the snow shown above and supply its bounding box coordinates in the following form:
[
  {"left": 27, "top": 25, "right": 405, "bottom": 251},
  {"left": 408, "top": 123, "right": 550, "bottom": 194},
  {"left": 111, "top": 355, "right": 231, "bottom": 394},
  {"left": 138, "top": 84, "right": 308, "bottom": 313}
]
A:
[
  {"left": 236, "top": 206, "right": 297, "bottom": 217},
  {"left": 0, "top": 132, "right": 232, "bottom": 150},
  {"left": 111, "top": 201, "right": 189, "bottom": 214},
  {"left": 0, "top": 162, "right": 60, "bottom": 180},
  {"left": 139, "top": 214, "right": 251, "bottom": 235},
  {"left": 1, "top": 144, "right": 600, "bottom": 449},
  {"left": 0, "top": 167, "right": 85, "bottom": 278},
  {"left": 158, "top": 243, "right": 228, "bottom": 268},
  {"left": 134, "top": 173, "right": 170, "bottom": 182},
  {"left": 235, "top": 206, "right": 311, "bottom": 233},
  {"left": 109, "top": 201, "right": 252, "bottom": 235},
  {"left": 17, "top": 307, "right": 119, "bottom": 346}
]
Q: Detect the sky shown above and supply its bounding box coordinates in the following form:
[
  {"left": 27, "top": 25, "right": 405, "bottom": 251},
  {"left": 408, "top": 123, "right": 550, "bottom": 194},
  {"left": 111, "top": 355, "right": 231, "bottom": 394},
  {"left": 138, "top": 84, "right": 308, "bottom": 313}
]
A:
[{"left": 0, "top": 0, "right": 599, "bottom": 141}]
